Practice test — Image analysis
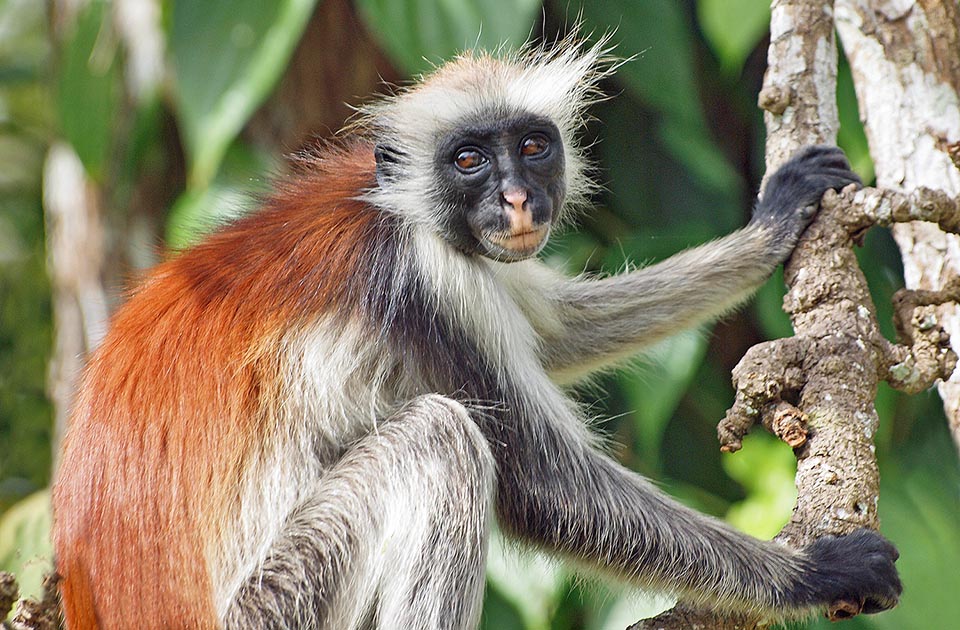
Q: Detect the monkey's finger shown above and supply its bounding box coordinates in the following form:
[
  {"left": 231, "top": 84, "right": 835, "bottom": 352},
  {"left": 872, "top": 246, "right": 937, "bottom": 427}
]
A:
[
  {"left": 785, "top": 145, "right": 846, "bottom": 168},
  {"left": 811, "top": 168, "right": 862, "bottom": 190}
]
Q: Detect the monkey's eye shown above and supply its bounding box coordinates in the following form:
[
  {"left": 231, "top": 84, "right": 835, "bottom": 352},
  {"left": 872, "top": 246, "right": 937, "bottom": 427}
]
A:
[
  {"left": 454, "top": 149, "right": 487, "bottom": 173},
  {"left": 520, "top": 134, "right": 550, "bottom": 158}
]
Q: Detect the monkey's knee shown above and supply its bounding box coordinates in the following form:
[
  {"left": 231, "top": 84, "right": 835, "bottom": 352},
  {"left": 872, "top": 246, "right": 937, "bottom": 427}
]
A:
[
  {"left": 388, "top": 394, "right": 495, "bottom": 484},
  {"left": 372, "top": 395, "right": 492, "bottom": 629}
]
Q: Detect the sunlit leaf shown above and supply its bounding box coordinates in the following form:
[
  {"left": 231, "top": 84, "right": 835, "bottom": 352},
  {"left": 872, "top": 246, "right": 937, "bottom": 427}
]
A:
[
  {"left": 355, "top": 0, "right": 542, "bottom": 74},
  {"left": 485, "top": 528, "right": 566, "bottom": 630},
  {"left": 697, "top": 0, "right": 770, "bottom": 74},
  {"left": 722, "top": 432, "right": 796, "bottom": 539},
  {"left": 0, "top": 489, "right": 52, "bottom": 605},
  {"left": 597, "top": 590, "right": 675, "bottom": 630},
  {"left": 166, "top": 141, "right": 276, "bottom": 250},
  {"left": 169, "top": 0, "right": 318, "bottom": 188}
]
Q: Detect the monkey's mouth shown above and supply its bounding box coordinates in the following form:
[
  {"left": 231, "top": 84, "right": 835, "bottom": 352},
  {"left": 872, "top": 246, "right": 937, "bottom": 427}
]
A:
[{"left": 481, "top": 225, "right": 550, "bottom": 261}]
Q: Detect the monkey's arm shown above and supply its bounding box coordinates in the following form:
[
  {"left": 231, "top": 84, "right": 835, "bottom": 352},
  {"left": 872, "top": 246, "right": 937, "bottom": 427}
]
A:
[
  {"left": 510, "top": 146, "right": 859, "bottom": 383},
  {"left": 487, "top": 392, "right": 900, "bottom": 616},
  {"left": 522, "top": 224, "right": 780, "bottom": 381}
]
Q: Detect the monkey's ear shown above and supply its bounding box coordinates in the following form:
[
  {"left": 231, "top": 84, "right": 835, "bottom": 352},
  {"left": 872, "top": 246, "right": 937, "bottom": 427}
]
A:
[{"left": 374, "top": 144, "right": 405, "bottom": 188}]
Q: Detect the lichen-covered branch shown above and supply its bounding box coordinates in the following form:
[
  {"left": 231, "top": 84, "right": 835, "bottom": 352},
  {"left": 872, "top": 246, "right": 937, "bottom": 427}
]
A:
[
  {"left": 836, "top": 0, "right": 960, "bottom": 457},
  {"left": 1, "top": 572, "right": 18, "bottom": 621},
  {"left": 4, "top": 573, "right": 61, "bottom": 630},
  {"left": 636, "top": 1, "right": 848, "bottom": 628},
  {"left": 719, "top": 185, "right": 959, "bottom": 438},
  {"left": 719, "top": 336, "right": 807, "bottom": 453},
  {"left": 839, "top": 186, "right": 960, "bottom": 235}
]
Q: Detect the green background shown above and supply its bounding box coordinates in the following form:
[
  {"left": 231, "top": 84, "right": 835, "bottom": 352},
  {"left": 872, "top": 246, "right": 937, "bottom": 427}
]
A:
[{"left": 1, "top": 1, "right": 957, "bottom": 628}]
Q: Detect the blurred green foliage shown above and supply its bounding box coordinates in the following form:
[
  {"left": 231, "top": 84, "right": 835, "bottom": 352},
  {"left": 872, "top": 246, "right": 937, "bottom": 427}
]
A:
[
  {"left": 1, "top": 0, "right": 958, "bottom": 627},
  {"left": 0, "top": 0, "right": 53, "bottom": 511}
]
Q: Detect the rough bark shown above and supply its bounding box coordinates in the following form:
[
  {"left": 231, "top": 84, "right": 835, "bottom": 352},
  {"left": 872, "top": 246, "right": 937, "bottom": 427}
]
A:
[
  {"left": 836, "top": 0, "right": 960, "bottom": 457},
  {"left": 634, "top": 0, "right": 960, "bottom": 628},
  {"left": 6, "top": 573, "right": 61, "bottom": 630},
  {"left": 634, "top": 3, "right": 842, "bottom": 629}
]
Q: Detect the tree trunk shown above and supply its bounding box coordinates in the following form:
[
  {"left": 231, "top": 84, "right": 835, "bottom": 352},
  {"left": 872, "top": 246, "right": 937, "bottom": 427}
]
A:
[{"left": 633, "top": 0, "right": 960, "bottom": 627}]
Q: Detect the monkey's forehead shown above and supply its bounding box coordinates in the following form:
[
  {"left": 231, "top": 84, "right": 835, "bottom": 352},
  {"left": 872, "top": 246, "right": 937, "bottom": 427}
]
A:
[{"left": 360, "top": 41, "right": 613, "bottom": 144}]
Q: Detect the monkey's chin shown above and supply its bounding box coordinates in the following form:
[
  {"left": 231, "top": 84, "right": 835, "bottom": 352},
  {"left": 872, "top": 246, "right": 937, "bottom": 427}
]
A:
[{"left": 480, "top": 226, "right": 550, "bottom": 262}]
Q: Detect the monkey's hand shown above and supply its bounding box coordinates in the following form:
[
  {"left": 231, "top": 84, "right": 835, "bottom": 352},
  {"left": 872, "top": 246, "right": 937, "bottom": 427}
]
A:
[
  {"left": 751, "top": 145, "right": 861, "bottom": 260},
  {"left": 796, "top": 529, "right": 902, "bottom": 617}
]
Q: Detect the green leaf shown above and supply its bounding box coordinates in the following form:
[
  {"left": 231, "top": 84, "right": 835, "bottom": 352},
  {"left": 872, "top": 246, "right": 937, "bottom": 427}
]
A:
[
  {"left": 597, "top": 590, "right": 676, "bottom": 630},
  {"left": 582, "top": 1, "right": 698, "bottom": 122},
  {"left": 592, "top": 98, "right": 742, "bottom": 251},
  {"left": 169, "top": 0, "right": 319, "bottom": 189},
  {"left": 355, "top": 0, "right": 542, "bottom": 75},
  {"left": 56, "top": 0, "right": 120, "bottom": 181},
  {"left": 0, "top": 489, "right": 52, "bottom": 605},
  {"left": 722, "top": 432, "right": 797, "bottom": 539},
  {"left": 622, "top": 331, "right": 708, "bottom": 467},
  {"left": 697, "top": 0, "right": 770, "bottom": 75},
  {"left": 753, "top": 267, "right": 793, "bottom": 340},
  {"left": 868, "top": 467, "right": 960, "bottom": 630},
  {"left": 657, "top": 117, "right": 742, "bottom": 198},
  {"left": 802, "top": 429, "right": 960, "bottom": 630}
]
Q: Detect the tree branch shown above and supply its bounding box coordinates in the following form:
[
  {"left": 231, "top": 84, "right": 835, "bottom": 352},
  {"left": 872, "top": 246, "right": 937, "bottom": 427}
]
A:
[{"left": 836, "top": 0, "right": 960, "bottom": 457}]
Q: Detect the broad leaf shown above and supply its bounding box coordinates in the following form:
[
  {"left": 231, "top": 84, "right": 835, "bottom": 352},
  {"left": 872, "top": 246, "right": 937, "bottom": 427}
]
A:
[
  {"left": 166, "top": 141, "right": 276, "bottom": 250},
  {"left": 722, "top": 432, "right": 797, "bottom": 539},
  {"left": 169, "top": 0, "right": 318, "bottom": 188},
  {"left": 622, "top": 332, "right": 708, "bottom": 468},
  {"left": 485, "top": 528, "right": 566, "bottom": 630},
  {"left": 0, "top": 490, "right": 52, "bottom": 605},
  {"left": 579, "top": 1, "right": 741, "bottom": 197}
]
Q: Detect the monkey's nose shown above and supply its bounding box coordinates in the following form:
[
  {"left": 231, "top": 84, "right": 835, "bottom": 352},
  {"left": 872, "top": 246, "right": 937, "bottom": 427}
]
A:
[{"left": 502, "top": 188, "right": 528, "bottom": 214}]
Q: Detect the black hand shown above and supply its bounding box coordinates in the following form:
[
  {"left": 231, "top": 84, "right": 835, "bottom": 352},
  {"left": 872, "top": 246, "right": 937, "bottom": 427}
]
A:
[
  {"left": 752, "top": 145, "right": 861, "bottom": 245},
  {"left": 796, "top": 529, "right": 902, "bottom": 615}
]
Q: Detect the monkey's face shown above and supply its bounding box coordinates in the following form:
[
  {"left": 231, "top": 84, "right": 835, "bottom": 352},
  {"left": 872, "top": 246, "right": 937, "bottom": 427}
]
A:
[{"left": 433, "top": 115, "right": 566, "bottom": 262}]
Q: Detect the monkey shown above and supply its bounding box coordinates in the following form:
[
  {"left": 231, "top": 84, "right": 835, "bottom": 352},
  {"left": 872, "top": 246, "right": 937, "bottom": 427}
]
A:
[{"left": 52, "top": 39, "right": 901, "bottom": 629}]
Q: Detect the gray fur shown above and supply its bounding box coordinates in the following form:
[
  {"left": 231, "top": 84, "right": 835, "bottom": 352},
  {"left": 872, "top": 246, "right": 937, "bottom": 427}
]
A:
[{"left": 224, "top": 395, "right": 493, "bottom": 629}]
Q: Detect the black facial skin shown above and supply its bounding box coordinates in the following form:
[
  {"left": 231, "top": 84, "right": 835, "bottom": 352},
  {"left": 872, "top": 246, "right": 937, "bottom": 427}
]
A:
[{"left": 428, "top": 114, "right": 566, "bottom": 261}]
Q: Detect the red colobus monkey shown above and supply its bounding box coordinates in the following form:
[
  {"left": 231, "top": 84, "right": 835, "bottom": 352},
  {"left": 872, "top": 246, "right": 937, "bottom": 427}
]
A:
[{"left": 53, "top": 40, "right": 901, "bottom": 629}]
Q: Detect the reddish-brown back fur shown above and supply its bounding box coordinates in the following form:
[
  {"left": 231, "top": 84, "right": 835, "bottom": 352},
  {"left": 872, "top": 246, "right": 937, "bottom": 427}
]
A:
[{"left": 53, "top": 141, "right": 381, "bottom": 629}]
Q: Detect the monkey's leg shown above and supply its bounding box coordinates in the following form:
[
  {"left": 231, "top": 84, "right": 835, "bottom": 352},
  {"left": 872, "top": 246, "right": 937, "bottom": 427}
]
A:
[{"left": 223, "top": 395, "right": 494, "bottom": 630}]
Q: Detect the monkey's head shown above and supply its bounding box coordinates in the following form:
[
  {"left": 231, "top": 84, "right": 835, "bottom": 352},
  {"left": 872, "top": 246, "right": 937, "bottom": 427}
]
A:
[{"left": 361, "top": 38, "right": 614, "bottom": 262}]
